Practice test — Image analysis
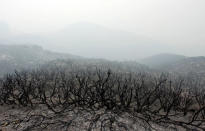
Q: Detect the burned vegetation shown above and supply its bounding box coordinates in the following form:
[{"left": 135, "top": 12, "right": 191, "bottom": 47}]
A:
[{"left": 0, "top": 61, "right": 205, "bottom": 131}]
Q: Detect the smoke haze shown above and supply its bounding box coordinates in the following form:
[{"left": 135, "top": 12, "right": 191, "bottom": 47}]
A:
[{"left": 0, "top": 0, "right": 204, "bottom": 60}]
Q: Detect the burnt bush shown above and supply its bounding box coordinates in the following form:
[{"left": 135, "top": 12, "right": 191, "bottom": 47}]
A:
[{"left": 0, "top": 67, "right": 205, "bottom": 130}]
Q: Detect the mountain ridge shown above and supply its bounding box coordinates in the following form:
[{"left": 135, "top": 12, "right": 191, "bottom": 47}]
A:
[{"left": 0, "top": 22, "right": 172, "bottom": 60}]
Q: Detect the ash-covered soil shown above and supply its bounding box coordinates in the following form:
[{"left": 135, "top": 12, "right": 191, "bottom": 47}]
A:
[{"left": 0, "top": 105, "right": 183, "bottom": 131}]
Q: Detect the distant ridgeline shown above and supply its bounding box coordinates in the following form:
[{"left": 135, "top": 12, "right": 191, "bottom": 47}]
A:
[
  {"left": 1, "top": 44, "right": 205, "bottom": 78},
  {"left": 0, "top": 44, "right": 148, "bottom": 77}
]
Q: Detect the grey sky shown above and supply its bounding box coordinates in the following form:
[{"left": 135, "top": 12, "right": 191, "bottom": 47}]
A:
[{"left": 0, "top": 0, "right": 205, "bottom": 59}]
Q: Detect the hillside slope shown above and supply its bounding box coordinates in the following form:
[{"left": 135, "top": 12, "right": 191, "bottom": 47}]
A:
[
  {"left": 163, "top": 56, "right": 205, "bottom": 75},
  {"left": 140, "top": 53, "right": 186, "bottom": 68},
  {"left": 0, "top": 44, "right": 79, "bottom": 76}
]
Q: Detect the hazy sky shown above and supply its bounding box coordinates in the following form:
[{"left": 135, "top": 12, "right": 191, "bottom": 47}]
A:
[{"left": 0, "top": 0, "right": 205, "bottom": 58}]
